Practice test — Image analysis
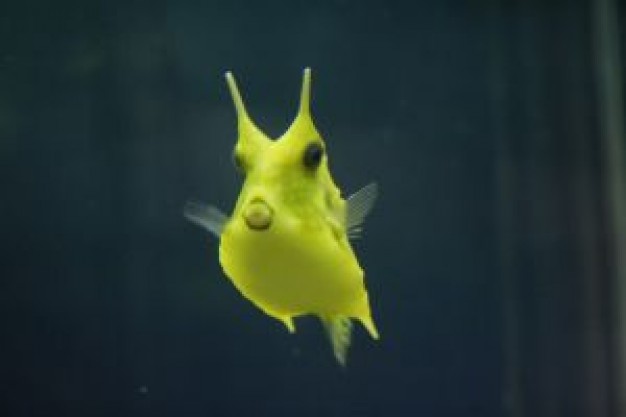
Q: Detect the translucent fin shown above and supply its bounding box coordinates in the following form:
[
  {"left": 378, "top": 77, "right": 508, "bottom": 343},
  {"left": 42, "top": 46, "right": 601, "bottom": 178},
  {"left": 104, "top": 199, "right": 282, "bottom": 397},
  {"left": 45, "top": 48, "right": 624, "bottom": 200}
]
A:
[
  {"left": 346, "top": 182, "right": 378, "bottom": 239},
  {"left": 320, "top": 315, "right": 353, "bottom": 367},
  {"left": 183, "top": 201, "right": 228, "bottom": 238}
]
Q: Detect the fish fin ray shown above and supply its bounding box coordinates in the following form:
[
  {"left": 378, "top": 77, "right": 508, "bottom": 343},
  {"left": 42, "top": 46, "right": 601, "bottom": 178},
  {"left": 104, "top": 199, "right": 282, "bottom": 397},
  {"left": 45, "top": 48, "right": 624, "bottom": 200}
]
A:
[
  {"left": 346, "top": 182, "right": 378, "bottom": 239},
  {"left": 320, "top": 315, "right": 353, "bottom": 367},
  {"left": 183, "top": 201, "right": 228, "bottom": 237}
]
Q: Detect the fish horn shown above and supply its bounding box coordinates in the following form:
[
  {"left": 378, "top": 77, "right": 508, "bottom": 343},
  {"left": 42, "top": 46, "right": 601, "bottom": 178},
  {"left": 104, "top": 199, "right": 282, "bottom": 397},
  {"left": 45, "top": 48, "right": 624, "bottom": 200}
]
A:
[
  {"left": 282, "top": 67, "right": 316, "bottom": 139},
  {"left": 297, "top": 67, "right": 312, "bottom": 118},
  {"left": 225, "top": 71, "right": 267, "bottom": 145}
]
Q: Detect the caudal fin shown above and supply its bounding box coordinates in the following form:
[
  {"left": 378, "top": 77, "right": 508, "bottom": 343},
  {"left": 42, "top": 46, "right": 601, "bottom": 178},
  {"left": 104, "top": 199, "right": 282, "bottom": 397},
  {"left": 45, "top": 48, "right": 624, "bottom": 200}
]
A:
[{"left": 320, "top": 315, "right": 353, "bottom": 366}]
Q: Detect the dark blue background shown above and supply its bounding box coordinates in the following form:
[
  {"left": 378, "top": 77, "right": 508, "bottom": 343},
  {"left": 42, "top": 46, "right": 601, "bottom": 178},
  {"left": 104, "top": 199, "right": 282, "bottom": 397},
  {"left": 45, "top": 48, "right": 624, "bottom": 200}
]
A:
[{"left": 0, "top": 0, "right": 620, "bottom": 416}]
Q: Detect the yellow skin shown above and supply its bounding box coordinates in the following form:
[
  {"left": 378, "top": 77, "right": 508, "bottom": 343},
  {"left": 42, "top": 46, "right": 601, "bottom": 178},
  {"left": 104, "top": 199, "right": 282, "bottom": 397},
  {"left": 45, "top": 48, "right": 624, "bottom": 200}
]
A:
[{"left": 186, "top": 69, "right": 378, "bottom": 365}]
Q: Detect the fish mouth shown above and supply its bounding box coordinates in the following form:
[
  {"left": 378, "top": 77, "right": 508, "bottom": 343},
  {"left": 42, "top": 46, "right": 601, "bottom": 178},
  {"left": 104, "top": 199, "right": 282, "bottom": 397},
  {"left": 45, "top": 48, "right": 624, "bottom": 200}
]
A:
[{"left": 243, "top": 198, "right": 273, "bottom": 231}]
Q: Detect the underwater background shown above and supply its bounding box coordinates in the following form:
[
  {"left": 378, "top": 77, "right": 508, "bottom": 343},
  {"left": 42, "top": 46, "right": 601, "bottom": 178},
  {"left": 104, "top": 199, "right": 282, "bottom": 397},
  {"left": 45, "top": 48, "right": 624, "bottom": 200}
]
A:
[{"left": 1, "top": 0, "right": 625, "bottom": 416}]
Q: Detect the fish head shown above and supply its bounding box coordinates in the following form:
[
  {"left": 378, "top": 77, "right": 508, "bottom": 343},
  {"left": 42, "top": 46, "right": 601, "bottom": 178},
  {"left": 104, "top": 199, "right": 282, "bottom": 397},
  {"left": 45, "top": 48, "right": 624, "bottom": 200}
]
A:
[{"left": 225, "top": 68, "right": 342, "bottom": 234}]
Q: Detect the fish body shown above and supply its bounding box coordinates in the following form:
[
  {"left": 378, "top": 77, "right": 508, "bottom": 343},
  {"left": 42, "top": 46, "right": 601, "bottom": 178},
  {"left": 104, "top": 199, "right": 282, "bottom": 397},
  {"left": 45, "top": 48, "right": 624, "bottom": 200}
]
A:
[{"left": 185, "top": 69, "right": 378, "bottom": 365}]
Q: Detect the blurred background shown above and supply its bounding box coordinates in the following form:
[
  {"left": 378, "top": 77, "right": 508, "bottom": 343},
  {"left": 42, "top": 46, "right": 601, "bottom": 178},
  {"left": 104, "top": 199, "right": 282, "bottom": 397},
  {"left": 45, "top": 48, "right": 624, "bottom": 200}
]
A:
[{"left": 1, "top": 0, "right": 625, "bottom": 416}]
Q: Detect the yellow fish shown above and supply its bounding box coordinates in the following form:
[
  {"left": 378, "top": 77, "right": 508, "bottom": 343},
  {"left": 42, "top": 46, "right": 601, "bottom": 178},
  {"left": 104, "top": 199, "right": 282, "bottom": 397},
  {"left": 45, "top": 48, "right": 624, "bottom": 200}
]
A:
[{"left": 185, "top": 68, "right": 379, "bottom": 365}]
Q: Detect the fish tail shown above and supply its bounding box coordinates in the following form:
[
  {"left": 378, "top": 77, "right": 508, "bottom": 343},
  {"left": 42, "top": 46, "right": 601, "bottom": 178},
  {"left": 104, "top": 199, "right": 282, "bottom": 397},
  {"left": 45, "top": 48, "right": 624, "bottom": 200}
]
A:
[{"left": 320, "top": 315, "right": 353, "bottom": 367}]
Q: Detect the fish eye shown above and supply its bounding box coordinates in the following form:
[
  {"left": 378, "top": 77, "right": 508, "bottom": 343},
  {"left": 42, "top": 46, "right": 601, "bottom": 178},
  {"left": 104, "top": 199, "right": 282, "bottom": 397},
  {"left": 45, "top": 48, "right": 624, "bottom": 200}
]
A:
[
  {"left": 232, "top": 150, "right": 246, "bottom": 174},
  {"left": 303, "top": 142, "right": 324, "bottom": 170}
]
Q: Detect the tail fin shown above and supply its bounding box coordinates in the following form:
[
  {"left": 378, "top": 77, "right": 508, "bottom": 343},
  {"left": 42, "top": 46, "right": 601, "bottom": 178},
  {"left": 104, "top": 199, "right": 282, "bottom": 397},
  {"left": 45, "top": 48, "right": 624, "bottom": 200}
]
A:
[{"left": 320, "top": 315, "right": 353, "bottom": 366}]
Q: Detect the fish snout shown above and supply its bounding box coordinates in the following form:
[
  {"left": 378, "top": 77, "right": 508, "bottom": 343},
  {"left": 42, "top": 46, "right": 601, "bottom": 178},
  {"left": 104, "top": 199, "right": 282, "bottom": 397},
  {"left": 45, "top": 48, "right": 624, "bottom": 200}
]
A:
[{"left": 243, "top": 199, "right": 273, "bottom": 231}]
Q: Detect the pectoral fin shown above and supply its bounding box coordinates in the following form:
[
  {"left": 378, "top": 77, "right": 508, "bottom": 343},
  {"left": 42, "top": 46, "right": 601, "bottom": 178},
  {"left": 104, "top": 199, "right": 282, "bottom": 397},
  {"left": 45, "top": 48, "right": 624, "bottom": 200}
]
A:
[
  {"left": 346, "top": 182, "right": 378, "bottom": 239},
  {"left": 183, "top": 201, "right": 228, "bottom": 237}
]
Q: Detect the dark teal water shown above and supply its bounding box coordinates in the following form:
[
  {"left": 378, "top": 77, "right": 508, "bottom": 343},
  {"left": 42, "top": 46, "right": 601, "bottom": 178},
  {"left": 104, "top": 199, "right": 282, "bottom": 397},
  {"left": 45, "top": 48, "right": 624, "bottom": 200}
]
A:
[{"left": 1, "top": 1, "right": 622, "bottom": 416}]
